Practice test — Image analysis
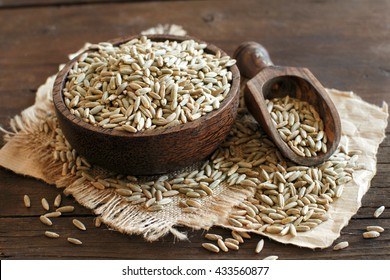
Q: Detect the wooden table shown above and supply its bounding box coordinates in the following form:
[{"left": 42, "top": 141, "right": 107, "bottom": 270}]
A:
[{"left": 0, "top": 0, "right": 389, "bottom": 260}]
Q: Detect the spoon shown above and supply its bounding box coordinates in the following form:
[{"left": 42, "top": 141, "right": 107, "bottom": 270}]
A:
[{"left": 233, "top": 41, "right": 341, "bottom": 166}]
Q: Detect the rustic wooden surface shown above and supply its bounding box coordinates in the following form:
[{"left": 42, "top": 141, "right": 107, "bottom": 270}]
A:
[{"left": 0, "top": 0, "right": 389, "bottom": 260}]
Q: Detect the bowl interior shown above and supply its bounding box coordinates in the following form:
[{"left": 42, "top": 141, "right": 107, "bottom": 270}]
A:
[{"left": 53, "top": 34, "right": 241, "bottom": 139}]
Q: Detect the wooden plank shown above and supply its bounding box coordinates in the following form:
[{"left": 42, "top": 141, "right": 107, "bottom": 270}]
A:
[
  {"left": 0, "top": 168, "right": 91, "bottom": 217},
  {"left": 0, "top": 0, "right": 191, "bottom": 9},
  {"left": 371, "top": 163, "right": 390, "bottom": 186},
  {"left": 0, "top": 0, "right": 388, "bottom": 128},
  {"left": 0, "top": 216, "right": 389, "bottom": 259},
  {"left": 0, "top": 0, "right": 388, "bottom": 91},
  {"left": 377, "top": 133, "right": 390, "bottom": 164},
  {"left": 0, "top": 161, "right": 388, "bottom": 259}
]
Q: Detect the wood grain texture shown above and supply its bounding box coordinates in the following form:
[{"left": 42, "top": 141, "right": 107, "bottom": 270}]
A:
[
  {"left": 0, "top": 0, "right": 389, "bottom": 260},
  {"left": 0, "top": 0, "right": 191, "bottom": 8}
]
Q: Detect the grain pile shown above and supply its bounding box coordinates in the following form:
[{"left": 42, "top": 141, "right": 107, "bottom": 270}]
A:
[
  {"left": 266, "top": 96, "right": 327, "bottom": 157},
  {"left": 24, "top": 32, "right": 376, "bottom": 254},
  {"left": 63, "top": 36, "right": 236, "bottom": 133},
  {"left": 38, "top": 91, "right": 358, "bottom": 250},
  {"left": 34, "top": 34, "right": 359, "bottom": 242}
]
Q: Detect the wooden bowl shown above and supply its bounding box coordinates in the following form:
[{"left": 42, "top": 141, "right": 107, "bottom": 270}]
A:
[{"left": 52, "top": 34, "right": 240, "bottom": 176}]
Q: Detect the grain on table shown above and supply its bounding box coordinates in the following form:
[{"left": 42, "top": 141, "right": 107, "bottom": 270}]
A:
[
  {"left": 374, "top": 206, "right": 385, "bottom": 218},
  {"left": 23, "top": 195, "right": 31, "bottom": 208},
  {"left": 41, "top": 198, "right": 50, "bottom": 211},
  {"left": 67, "top": 237, "right": 83, "bottom": 245},
  {"left": 44, "top": 231, "right": 60, "bottom": 238},
  {"left": 333, "top": 241, "right": 349, "bottom": 251},
  {"left": 202, "top": 242, "right": 220, "bottom": 253},
  {"left": 255, "top": 239, "right": 264, "bottom": 254},
  {"left": 363, "top": 231, "right": 380, "bottom": 239},
  {"left": 72, "top": 219, "right": 87, "bottom": 231}
]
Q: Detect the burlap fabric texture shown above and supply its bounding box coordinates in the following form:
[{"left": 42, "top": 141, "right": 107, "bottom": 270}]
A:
[{"left": 0, "top": 26, "right": 388, "bottom": 248}]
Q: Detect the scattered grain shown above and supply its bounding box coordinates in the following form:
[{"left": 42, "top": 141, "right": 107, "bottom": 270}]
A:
[
  {"left": 205, "top": 233, "right": 223, "bottom": 241},
  {"left": 237, "top": 231, "right": 251, "bottom": 239},
  {"left": 363, "top": 231, "right": 380, "bottom": 239},
  {"left": 263, "top": 255, "right": 278, "bottom": 260},
  {"left": 44, "top": 211, "right": 62, "bottom": 218},
  {"left": 224, "top": 241, "right": 239, "bottom": 250},
  {"left": 224, "top": 238, "right": 239, "bottom": 245},
  {"left": 366, "top": 226, "right": 384, "bottom": 233},
  {"left": 54, "top": 194, "right": 62, "bottom": 208},
  {"left": 217, "top": 239, "right": 229, "bottom": 252},
  {"left": 67, "top": 237, "right": 82, "bottom": 245},
  {"left": 231, "top": 231, "right": 244, "bottom": 243},
  {"left": 202, "top": 242, "right": 220, "bottom": 253},
  {"left": 374, "top": 206, "right": 385, "bottom": 218},
  {"left": 333, "top": 241, "right": 349, "bottom": 251},
  {"left": 39, "top": 215, "right": 52, "bottom": 226},
  {"left": 23, "top": 195, "right": 31, "bottom": 208},
  {"left": 72, "top": 219, "right": 86, "bottom": 231},
  {"left": 44, "top": 231, "right": 60, "bottom": 238},
  {"left": 255, "top": 239, "right": 264, "bottom": 254},
  {"left": 41, "top": 198, "right": 50, "bottom": 211},
  {"left": 56, "top": 206, "right": 75, "bottom": 213}
]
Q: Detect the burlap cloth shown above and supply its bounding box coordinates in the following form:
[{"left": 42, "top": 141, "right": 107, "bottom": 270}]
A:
[{"left": 0, "top": 25, "right": 388, "bottom": 248}]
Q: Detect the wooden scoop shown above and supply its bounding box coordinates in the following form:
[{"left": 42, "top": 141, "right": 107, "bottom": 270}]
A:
[{"left": 233, "top": 42, "right": 341, "bottom": 166}]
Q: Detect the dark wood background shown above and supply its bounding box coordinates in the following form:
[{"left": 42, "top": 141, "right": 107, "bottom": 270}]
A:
[{"left": 0, "top": 0, "right": 389, "bottom": 260}]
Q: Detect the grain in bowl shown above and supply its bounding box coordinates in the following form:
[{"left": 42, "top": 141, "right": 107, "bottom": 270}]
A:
[
  {"left": 63, "top": 35, "right": 236, "bottom": 133},
  {"left": 53, "top": 34, "right": 240, "bottom": 175}
]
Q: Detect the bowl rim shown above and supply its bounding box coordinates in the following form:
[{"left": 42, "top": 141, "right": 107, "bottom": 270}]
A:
[{"left": 52, "top": 34, "right": 240, "bottom": 139}]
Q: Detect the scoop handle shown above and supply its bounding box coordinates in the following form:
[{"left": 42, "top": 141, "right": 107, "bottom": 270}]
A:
[{"left": 233, "top": 42, "right": 274, "bottom": 79}]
